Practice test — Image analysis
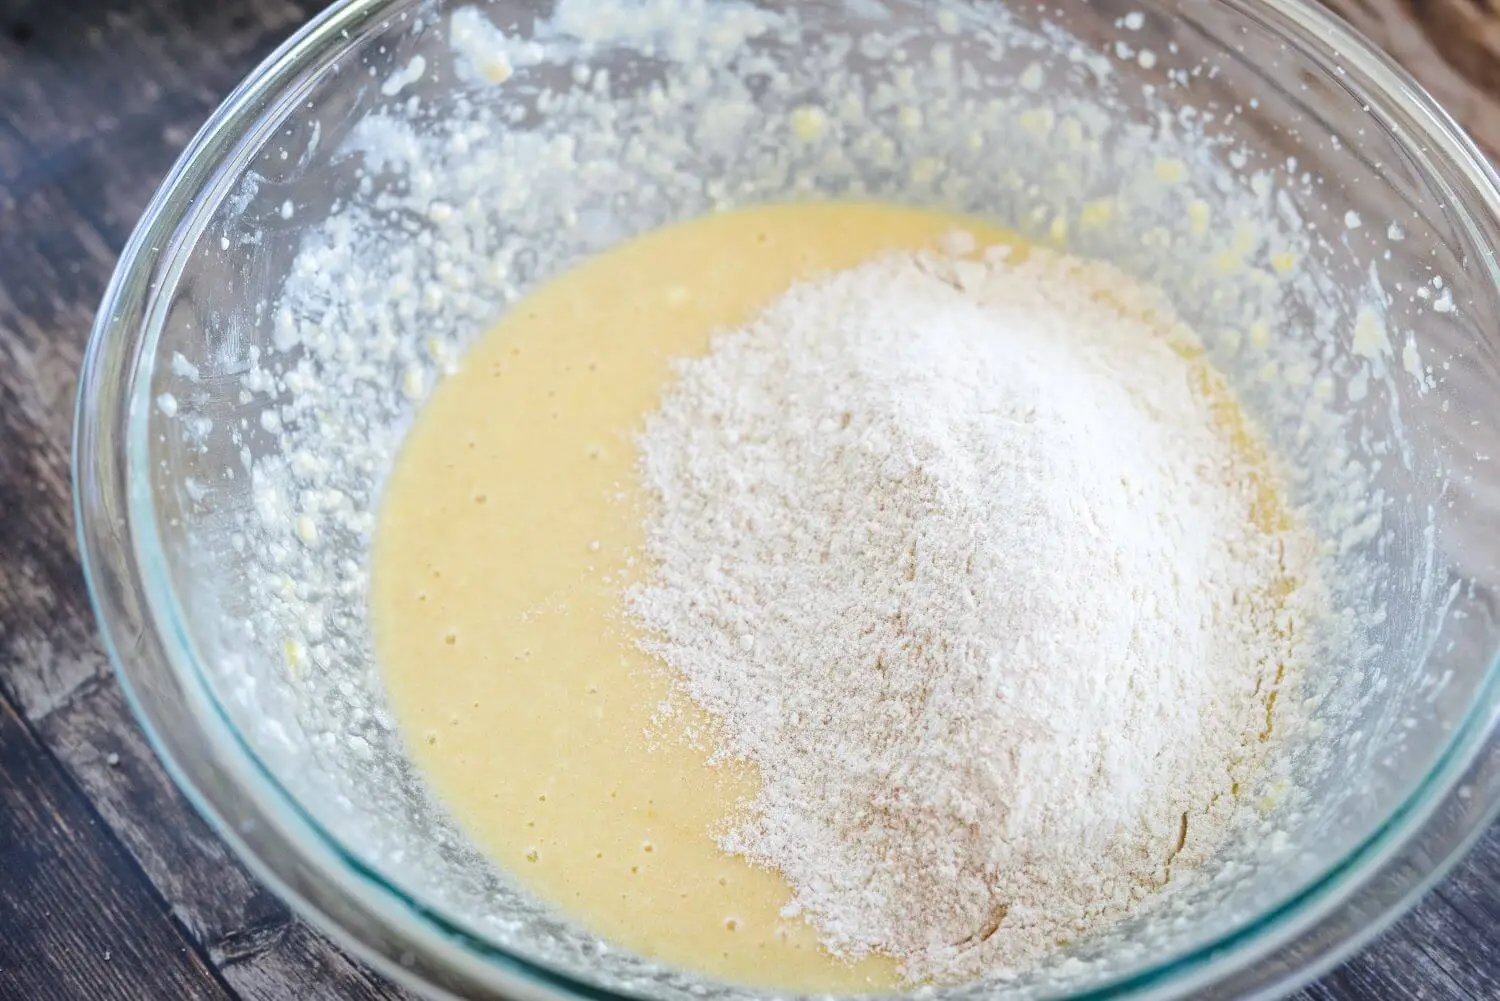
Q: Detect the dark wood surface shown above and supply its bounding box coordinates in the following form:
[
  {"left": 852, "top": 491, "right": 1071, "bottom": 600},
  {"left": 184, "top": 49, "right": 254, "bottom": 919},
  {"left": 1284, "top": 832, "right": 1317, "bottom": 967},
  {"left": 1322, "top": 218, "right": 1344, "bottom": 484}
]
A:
[{"left": 1, "top": 0, "right": 1499, "bottom": 998}]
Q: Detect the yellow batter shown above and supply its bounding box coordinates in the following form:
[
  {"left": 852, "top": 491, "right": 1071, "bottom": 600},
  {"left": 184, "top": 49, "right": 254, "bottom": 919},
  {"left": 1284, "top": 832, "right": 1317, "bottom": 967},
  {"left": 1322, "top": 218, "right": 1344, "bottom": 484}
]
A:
[
  {"left": 371, "top": 204, "right": 1027, "bottom": 991},
  {"left": 371, "top": 202, "right": 1291, "bottom": 991}
]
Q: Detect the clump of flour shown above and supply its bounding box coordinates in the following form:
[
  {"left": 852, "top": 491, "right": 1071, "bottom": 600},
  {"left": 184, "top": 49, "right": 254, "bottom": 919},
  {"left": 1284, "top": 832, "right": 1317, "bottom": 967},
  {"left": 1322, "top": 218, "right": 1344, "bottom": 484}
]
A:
[{"left": 629, "top": 241, "right": 1323, "bottom": 982}]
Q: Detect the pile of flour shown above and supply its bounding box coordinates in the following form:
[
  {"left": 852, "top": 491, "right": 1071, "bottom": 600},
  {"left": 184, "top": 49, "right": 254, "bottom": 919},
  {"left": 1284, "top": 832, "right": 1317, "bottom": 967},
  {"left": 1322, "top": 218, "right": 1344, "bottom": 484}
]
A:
[{"left": 628, "top": 239, "right": 1320, "bottom": 983}]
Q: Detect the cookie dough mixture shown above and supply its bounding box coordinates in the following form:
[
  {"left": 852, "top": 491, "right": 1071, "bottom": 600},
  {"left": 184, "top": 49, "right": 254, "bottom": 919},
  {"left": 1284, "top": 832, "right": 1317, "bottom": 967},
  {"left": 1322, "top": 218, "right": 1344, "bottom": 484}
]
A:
[{"left": 372, "top": 202, "right": 1320, "bottom": 989}]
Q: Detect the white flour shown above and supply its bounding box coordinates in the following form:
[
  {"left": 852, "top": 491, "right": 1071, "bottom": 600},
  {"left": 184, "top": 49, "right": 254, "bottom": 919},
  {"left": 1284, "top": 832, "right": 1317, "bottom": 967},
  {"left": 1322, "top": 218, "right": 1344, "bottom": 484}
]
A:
[{"left": 630, "top": 242, "right": 1322, "bottom": 982}]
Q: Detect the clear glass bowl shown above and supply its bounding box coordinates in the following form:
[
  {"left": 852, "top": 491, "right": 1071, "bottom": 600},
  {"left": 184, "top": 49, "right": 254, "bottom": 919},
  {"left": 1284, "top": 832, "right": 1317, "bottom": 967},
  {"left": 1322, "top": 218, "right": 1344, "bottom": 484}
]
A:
[{"left": 73, "top": 0, "right": 1500, "bottom": 998}]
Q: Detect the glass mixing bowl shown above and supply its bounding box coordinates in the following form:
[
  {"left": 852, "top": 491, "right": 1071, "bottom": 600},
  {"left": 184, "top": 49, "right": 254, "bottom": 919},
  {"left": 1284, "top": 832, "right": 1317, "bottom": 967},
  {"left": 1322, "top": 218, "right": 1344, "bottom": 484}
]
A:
[{"left": 73, "top": 0, "right": 1500, "bottom": 998}]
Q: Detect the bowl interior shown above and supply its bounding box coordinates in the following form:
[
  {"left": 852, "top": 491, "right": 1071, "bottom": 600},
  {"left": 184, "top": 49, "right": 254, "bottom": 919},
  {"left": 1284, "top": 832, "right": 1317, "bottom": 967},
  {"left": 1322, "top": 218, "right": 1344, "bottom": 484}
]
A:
[{"left": 108, "top": 0, "right": 1500, "bottom": 997}]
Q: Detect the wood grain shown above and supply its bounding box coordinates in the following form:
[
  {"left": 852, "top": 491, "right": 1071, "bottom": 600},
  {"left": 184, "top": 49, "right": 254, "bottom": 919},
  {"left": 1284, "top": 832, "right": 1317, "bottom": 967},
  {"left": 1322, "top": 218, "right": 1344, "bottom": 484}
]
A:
[
  {"left": 1303, "top": 931, "right": 1474, "bottom": 1001},
  {"left": 37, "top": 681, "right": 290, "bottom": 945},
  {"left": 0, "top": 694, "right": 232, "bottom": 1001},
  {"left": 1321, "top": 0, "right": 1500, "bottom": 157},
  {"left": 0, "top": 0, "right": 308, "bottom": 151},
  {"left": 33, "top": 675, "right": 417, "bottom": 999},
  {"left": 0, "top": 0, "right": 1498, "bottom": 998},
  {"left": 0, "top": 2, "right": 412, "bottom": 999},
  {"left": 1440, "top": 817, "right": 1500, "bottom": 933},
  {"left": 1403, "top": 893, "right": 1500, "bottom": 1000},
  {"left": 214, "top": 920, "right": 415, "bottom": 1001},
  {"left": 0, "top": 171, "right": 115, "bottom": 721}
]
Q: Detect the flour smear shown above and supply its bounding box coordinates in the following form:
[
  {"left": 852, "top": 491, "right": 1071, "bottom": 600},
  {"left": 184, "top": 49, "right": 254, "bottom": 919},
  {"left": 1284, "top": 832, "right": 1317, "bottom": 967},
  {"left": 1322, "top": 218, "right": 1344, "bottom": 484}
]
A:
[{"left": 630, "top": 241, "right": 1324, "bottom": 982}]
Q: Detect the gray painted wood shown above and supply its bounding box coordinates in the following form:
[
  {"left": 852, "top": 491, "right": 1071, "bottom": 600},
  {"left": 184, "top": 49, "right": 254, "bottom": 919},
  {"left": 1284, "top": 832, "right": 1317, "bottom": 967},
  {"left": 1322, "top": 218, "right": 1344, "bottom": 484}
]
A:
[
  {"left": 36, "top": 680, "right": 291, "bottom": 946},
  {"left": 0, "top": 0, "right": 1497, "bottom": 998},
  {"left": 0, "top": 695, "right": 233, "bottom": 1001},
  {"left": 214, "top": 920, "right": 414, "bottom": 1001}
]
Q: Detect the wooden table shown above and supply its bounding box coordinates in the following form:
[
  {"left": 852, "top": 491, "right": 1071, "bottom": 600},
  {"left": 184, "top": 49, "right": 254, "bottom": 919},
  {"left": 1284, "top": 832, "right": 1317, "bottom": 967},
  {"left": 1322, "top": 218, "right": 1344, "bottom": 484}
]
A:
[{"left": 2, "top": 0, "right": 1499, "bottom": 998}]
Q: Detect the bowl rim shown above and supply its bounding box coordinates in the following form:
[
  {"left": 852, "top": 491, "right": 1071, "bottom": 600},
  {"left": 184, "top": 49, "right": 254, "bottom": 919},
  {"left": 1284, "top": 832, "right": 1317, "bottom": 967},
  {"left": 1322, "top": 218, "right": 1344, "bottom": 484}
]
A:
[{"left": 72, "top": 0, "right": 1500, "bottom": 998}]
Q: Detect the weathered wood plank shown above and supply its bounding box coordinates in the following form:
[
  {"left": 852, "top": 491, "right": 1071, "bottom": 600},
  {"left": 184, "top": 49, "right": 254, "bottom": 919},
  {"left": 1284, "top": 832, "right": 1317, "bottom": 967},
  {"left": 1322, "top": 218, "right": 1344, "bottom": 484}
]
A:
[
  {"left": 0, "top": 693, "right": 233, "bottom": 1001},
  {"left": 0, "top": 118, "right": 29, "bottom": 183},
  {"left": 1318, "top": 0, "right": 1500, "bottom": 158},
  {"left": 135, "top": 0, "right": 318, "bottom": 95},
  {"left": 32, "top": 677, "right": 416, "bottom": 998},
  {"left": 0, "top": 1, "right": 194, "bottom": 154},
  {"left": 1436, "top": 817, "right": 1500, "bottom": 935},
  {"left": 0, "top": 0, "right": 315, "bottom": 154},
  {"left": 1401, "top": 891, "right": 1500, "bottom": 1000},
  {"left": 0, "top": 4, "right": 416, "bottom": 998},
  {"left": 37, "top": 680, "right": 291, "bottom": 945},
  {"left": 1302, "top": 927, "right": 1477, "bottom": 1001},
  {"left": 0, "top": 180, "right": 115, "bottom": 721},
  {"left": 42, "top": 89, "right": 215, "bottom": 250},
  {"left": 214, "top": 919, "right": 416, "bottom": 1001}
]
